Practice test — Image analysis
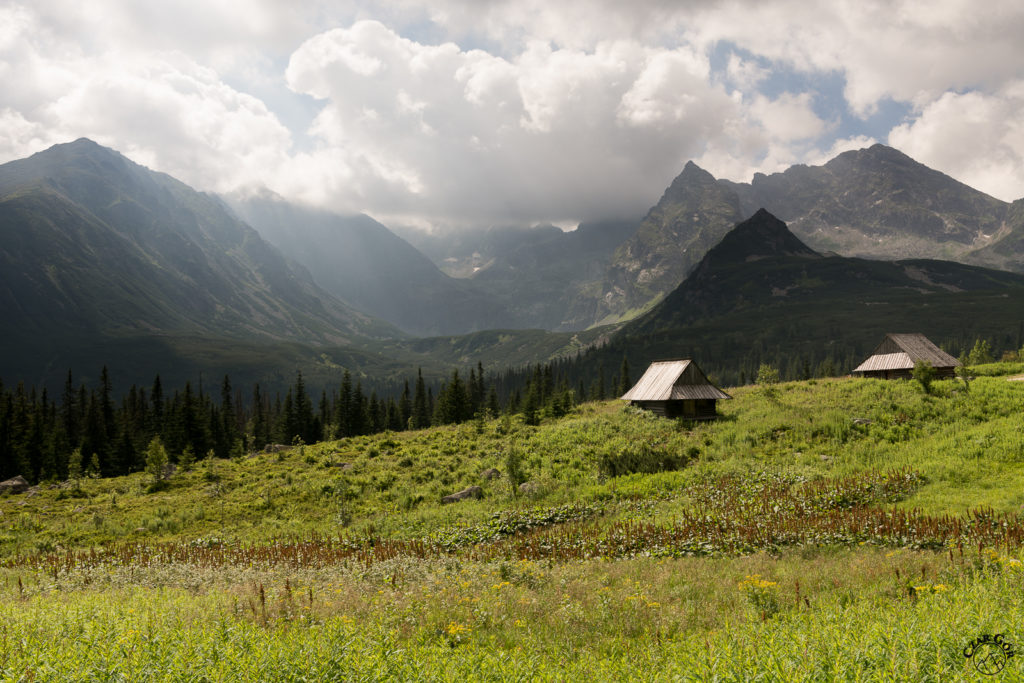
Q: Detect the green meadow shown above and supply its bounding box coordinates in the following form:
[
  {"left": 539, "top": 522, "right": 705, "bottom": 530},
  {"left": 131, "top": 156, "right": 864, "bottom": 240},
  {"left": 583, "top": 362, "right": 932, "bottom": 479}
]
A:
[{"left": 2, "top": 365, "right": 1024, "bottom": 680}]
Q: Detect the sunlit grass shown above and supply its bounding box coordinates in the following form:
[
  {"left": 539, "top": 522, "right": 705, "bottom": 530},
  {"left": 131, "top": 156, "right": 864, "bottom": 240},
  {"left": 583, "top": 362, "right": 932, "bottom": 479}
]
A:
[{"left": 0, "top": 364, "right": 1022, "bottom": 677}]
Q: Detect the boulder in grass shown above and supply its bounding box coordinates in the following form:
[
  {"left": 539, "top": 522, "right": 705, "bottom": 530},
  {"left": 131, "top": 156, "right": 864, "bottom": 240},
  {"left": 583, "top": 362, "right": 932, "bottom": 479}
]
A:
[
  {"left": 442, "top": 486, "right": 483, "bottom": 504},
  {"left": 518, "top": 480, "right": 541, "bottom": 496},
  {"left": 481, "top": 468, "right": 501, "bottom": 480},
  {"left": 0, "top": 476, "right": 29, "bottom": 494}
]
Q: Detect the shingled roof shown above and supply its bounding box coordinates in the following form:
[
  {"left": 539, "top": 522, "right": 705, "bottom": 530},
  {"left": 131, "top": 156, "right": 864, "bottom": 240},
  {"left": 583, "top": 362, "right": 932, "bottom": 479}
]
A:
[
  {"left": 620, "top": 359, "right": 732, "bottom": 401},
  {"left": 853, "top": 333, "right": 960, "bottom": 374}
]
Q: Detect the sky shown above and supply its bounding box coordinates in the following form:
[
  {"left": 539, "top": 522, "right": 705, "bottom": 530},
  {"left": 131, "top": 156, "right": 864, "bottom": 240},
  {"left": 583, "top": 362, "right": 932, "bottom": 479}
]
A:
[{"left": 2, "top": 0, "right": 1023, "bottom": 231}]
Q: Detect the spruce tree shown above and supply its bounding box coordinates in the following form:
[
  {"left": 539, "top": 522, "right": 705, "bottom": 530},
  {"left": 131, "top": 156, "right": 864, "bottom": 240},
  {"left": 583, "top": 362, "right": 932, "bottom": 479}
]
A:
[
  {"left": 399, "top": 380, "right": 412, "bottom": 428},
  {"left": 618, "top": 356, "right": 630, "bottom": 396},
  {"left": 144, "top": 435, "right": 169, "bottom": 483},
  {"left": 411, "top": 369, "right": 429, "bottom": 429},
  {"left": 336, "top": 370, "right": 353, "bottom": 437}
]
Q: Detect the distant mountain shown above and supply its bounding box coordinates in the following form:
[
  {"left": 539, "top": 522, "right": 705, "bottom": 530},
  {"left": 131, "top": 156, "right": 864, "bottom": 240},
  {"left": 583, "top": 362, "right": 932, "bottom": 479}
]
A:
[
  {"left": 592, "top": 145, "right": 1024, "bottom": 330},
  {"left": 580, "top": 209, "right": 1024, "bottom": 387},
  {"left": 468, "top": 220, "right": 638, "bottom": 330},
  {"left": 227, "top": 193, "right": 509, "bottom": 336},
  {"left": 395, "top": 219, "right": 638, "bottom": 331},
  {"left": 720, "top": 144, "right": 1012, "bottom": 263},
  {"left": 0, "top": 139, "right": 399, "bottom": 386},
  {"left": 626, "top": 208, "right": 1024, "bottom": 337},
  {"left": 967, "top": 198, "right": 1024, "bottom": 272},
  {"left": 600, "top": 162, "right": 744, "bottom": 323}
]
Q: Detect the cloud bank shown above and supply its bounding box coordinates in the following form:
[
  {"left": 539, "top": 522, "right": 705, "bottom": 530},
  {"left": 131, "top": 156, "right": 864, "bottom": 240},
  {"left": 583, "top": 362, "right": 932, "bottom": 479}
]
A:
[{"left": 1, "top": 0, "right": 1023, "bottom": 229}]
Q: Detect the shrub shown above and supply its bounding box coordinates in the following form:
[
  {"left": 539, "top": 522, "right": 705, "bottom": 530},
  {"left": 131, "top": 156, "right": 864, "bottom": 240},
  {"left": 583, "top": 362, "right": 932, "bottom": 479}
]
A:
[
  {"left": 911, "top": 360, "right": 937, "bottom": 394},
  {"left": 505, "top": 448, "right": 527, "bottom": 496},
  {"left": 597, "top": 442, "right": 688, "bottom": 478}
]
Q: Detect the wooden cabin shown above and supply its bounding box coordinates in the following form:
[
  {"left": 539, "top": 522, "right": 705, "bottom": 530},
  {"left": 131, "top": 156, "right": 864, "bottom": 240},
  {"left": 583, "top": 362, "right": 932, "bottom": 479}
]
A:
[
  {"left": 853, "top": 333, "right": 960, "bottom": 379},
  {"left": 620, "top": 359, "right": 731, "bottom": 419}
]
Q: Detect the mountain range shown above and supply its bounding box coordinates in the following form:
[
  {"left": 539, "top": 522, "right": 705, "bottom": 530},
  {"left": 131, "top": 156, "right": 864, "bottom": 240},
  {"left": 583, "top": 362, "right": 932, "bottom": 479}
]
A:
[
  {"left": 2, "top": 138, "right": 1023, "bottom": 392},
  {"left": 0, "top": 139, "right": 402, "bottom": 387},
  {"left": 227, "top": 192, "right": 508, "bottom": 336},
  {"left": 582, "top": 208, "right": 1024, "bottom": 387},
  {"left": 598, "top": 144, "right": 1024, "bottom": 323}
]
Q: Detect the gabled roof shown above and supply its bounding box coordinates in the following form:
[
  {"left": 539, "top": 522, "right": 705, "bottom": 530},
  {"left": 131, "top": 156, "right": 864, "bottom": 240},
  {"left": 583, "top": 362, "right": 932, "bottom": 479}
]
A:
[
  {"left": 853, "top": 333, "right": 960, "bottom": 373},
  {"left": 620, "top": 359, "right": 732, "bottom": 401}
]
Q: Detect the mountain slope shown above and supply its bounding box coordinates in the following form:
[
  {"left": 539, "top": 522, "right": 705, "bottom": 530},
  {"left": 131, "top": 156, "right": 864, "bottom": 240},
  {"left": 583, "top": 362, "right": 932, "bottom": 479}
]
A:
[
  {"left": 591, "top": 209, "right": 1024, "bottom": 386},
  {"left": 465, "top": 219, "right": 639, "bottom": 330},
  {"left": 720, "top": 144, "right": 1011, "bottom": 262},
  {"left": 600, "top": 162, "right": 744, "bottom": 323},
  {"left": 0, "top": 139, "right": 400, "bottom": 384},
  {"left": 591, "top": 145, "right": 1021, "bottom": 332},
  {"left": 967, "top": 198, "right": 1024, "bottom": 272},
  {"left": 228, "top": 193, "right": 508, "bottom": 336},
  {"left": 627, "top": 208, "right": 1024, "bottom": 336}
]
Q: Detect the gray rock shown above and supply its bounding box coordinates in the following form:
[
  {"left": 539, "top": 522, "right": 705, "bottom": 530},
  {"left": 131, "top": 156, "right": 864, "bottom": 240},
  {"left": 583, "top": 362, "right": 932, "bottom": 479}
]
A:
[
  {"left": 481, "top": 468, "right": 501, "bottom": 480},
  {"left": 442, "top": 485, "right": 483, "bottom": 504},
  {"left": 518, "top": 480, "right": 541, "bottom": 495},
  {"left": 0, "top": 475, "right": 30, "bottom": 494}
]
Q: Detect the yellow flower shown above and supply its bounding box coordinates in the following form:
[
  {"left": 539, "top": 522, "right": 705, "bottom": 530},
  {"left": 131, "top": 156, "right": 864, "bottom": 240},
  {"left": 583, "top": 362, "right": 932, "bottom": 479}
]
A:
[{"left": 446, "top": 622, "right": 470, "bottom": 636}]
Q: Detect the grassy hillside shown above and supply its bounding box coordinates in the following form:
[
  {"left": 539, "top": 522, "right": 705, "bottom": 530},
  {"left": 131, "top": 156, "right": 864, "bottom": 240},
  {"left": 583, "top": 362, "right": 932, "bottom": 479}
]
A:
[{"left": 2, "top": 366, "right": 1024, "bottom": 679}]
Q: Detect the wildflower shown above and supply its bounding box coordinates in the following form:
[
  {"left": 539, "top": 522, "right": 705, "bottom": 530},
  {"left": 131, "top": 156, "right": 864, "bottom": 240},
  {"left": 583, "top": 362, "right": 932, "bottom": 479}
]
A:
[
  {"left": 738, "top": 574, "right": 778, "bottom": 591},
  {"left": 446, "top": 622, "right": 470, "bottom": 636}
]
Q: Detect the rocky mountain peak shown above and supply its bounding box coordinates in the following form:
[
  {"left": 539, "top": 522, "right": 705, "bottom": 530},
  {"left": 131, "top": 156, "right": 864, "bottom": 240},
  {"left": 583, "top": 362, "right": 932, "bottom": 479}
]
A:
[{"left": 699, "top": 209, "right": 820, "bottom": 267}]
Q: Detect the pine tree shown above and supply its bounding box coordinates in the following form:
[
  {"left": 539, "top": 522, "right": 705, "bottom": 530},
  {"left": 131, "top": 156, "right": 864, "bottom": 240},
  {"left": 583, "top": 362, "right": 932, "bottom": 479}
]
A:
[
  {"left": 486, "top": 384, "right": 500, "bottom": 418},
  {"left": 399, "top": 380, "right": 412, "bottom": 428},
  {"left": 292, "top": 371, "right": 314, "bottom": 443},
  {"left": 411, "top": 369, "right": 429, "bottom": 429},
  {"left": 350, "top": 382, "right": 367, "bottom": 436},
  {"left": 336, "top": 370, "right": 353, "bottom": 437},
  {"left": 150, "top": 375, "right": 164, "bottom": 435},
  {"left": 522, "top": 382, "right": 540, "bottom": 426},
  {"left": 618, "top": 356, "right": 631, "bottom": 396},
  {"left": 61, "top": 370, "right": 79, "bottom": 446},
  {"left": 218, "top": 375, "right": 237, "bottom": 459},
  {"left": 252, "top": 384, "right": 269, "bottom": 449},
  {"left": 144, "top": 435, "right": 169, "bottom": 483}
]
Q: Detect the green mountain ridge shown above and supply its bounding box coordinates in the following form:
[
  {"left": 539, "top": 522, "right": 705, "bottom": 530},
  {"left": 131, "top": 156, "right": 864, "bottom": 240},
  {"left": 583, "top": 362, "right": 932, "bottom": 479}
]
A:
[
  {"left": 228, "top": 193, "right": 509, "bottom": 336},
  {"left": 0, "top": 139, "right": 401, "bottom": 387},
  {"left": 572, "top": 209, "right": 1024, "bottom": 387},
  {"left": 596, "top": 145, "right": 1024, "bottom": 327}
]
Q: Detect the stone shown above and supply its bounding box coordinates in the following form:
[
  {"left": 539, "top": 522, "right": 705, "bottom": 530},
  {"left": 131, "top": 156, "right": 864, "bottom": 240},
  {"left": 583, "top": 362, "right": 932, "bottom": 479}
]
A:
[
  {"left": 0, "top": 476, "right": 30, "bottom": 494},
  {"left": 518, "top": 480, "right": 541, "bottom": 495},
  {"left": 442, "top": 486, "right": 483, "bottom": 504},
  {"left": 481, "top": 468, "right": 501, "bottom": 480}
]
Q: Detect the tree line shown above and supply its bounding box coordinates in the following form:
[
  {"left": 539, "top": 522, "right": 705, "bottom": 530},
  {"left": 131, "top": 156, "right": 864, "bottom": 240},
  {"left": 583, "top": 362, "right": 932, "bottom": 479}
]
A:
[{"left": 0, "top": 359, "right": 593, "bottom": 485}]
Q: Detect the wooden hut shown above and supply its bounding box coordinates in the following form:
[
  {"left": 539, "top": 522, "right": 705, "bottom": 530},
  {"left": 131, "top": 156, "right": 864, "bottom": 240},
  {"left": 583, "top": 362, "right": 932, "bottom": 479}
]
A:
[
  {"left": 853, "top": 333, "right": 960, "bottom": 379},
  {"left": 620, "top": 359, "right": 731, "bottom": 419}
]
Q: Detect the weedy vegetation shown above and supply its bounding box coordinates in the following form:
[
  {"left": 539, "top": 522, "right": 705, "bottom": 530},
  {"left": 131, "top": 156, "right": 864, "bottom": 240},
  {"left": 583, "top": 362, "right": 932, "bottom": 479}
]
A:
[{"left": 1, "top": 365, "right": 1024, "bottom": 679}]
